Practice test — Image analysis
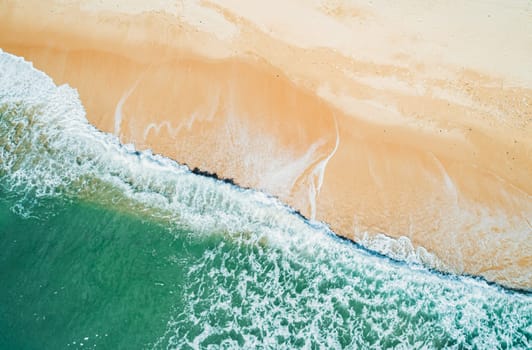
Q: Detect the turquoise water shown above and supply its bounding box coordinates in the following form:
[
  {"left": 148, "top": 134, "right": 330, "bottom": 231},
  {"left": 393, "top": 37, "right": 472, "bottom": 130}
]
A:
[{"left": 0, "top": 50, "right": 531, "bottom": 349}]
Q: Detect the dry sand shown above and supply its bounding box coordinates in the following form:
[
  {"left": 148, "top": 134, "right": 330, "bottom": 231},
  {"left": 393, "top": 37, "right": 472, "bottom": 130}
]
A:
[{"left": 1, "top": 0, "right": 531, "bottom": 289}]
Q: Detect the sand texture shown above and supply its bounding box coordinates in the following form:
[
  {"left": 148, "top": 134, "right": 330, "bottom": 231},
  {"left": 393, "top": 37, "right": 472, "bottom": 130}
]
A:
[{"left": 1, "top": 0, "right": 531, "bottom": 289}]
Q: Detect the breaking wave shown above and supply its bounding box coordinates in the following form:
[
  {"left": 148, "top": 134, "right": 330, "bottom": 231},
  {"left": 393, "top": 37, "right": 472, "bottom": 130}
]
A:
[{"left": 1, "top": 50, "right": 530, "bottom": 349}]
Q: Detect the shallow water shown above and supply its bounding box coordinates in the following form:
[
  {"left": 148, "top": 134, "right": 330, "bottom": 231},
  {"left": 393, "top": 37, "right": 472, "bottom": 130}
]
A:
[{"left": 0, "top": 50, "right": 531, "bottom": 349}]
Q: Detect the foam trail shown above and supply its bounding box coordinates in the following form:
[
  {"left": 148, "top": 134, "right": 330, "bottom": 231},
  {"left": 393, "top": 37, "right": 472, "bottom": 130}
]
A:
[
  {"left": 142, "top": 91, "right": 221, "bottom": 141},
  {"left": 309, "top": 114, "right": 340, "bottom": 220},
  {"left": 143, "top": 120, "right": 176, "bottom": 141},
  {"left": 114, "top": 78, "right": 141, "bottom": 136}
]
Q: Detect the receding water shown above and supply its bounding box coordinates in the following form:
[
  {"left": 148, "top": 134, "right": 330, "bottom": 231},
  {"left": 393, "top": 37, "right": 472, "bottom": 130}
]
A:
[{"left": 0, "top": 49, "right": 531, "bottom": 349}]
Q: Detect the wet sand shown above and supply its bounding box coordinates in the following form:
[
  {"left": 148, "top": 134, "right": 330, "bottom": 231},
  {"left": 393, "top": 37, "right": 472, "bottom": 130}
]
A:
[{"left": 1, "top": 0, "right": 531, "bottom": 289}]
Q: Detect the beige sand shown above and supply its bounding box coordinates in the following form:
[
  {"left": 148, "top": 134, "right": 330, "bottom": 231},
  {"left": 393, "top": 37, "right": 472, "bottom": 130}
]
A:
[{"left": 1, "top": 0, "right": 531, "bottom": 289}]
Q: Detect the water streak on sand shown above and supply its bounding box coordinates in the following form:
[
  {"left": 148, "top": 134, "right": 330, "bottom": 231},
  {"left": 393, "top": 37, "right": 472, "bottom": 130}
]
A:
[
  {"left": 308, "top": 115, "right": 340, "bottom": 220},
  {"left": 114, "top": 78, "right": 141, "bottom": 137}
]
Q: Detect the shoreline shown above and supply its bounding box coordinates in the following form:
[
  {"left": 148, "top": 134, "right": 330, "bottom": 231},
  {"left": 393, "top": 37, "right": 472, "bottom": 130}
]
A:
[{"left": 1, "top": 0, "right": 531, "bottom": 289}]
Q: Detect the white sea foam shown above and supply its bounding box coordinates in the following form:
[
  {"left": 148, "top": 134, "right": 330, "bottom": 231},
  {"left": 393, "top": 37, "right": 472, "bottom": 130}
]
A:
[
  {"left": 0, "top": 49, "right": 326, "bottom": 250},
  {"left": 0, "top": 48, "right": 496, "bottom": 273},
  {"left": 1, "top": 49, "right": 531, "bottom": 349},
  {"left": 153, "top": 220, "right": 531, "bottom": 349},
  {"left": 114, "top": 78, "right": 141, "bottom": 137}
]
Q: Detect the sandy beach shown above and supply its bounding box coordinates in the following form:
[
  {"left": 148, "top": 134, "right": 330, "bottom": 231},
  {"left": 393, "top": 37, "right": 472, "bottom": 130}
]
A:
[{"left": 1, "top": 0, "right": 531, "bottom": 289}]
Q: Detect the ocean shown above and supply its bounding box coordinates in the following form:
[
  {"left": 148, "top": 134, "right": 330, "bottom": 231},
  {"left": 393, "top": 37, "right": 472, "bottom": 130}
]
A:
[{"left": 0, "top": 50, "right": 530, "bottom": 349}]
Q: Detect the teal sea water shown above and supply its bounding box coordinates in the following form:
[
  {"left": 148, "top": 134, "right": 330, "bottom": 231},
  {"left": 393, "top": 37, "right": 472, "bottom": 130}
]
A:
[{"left": 0, "top": 50, "right": 530, "bottom": 349}]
